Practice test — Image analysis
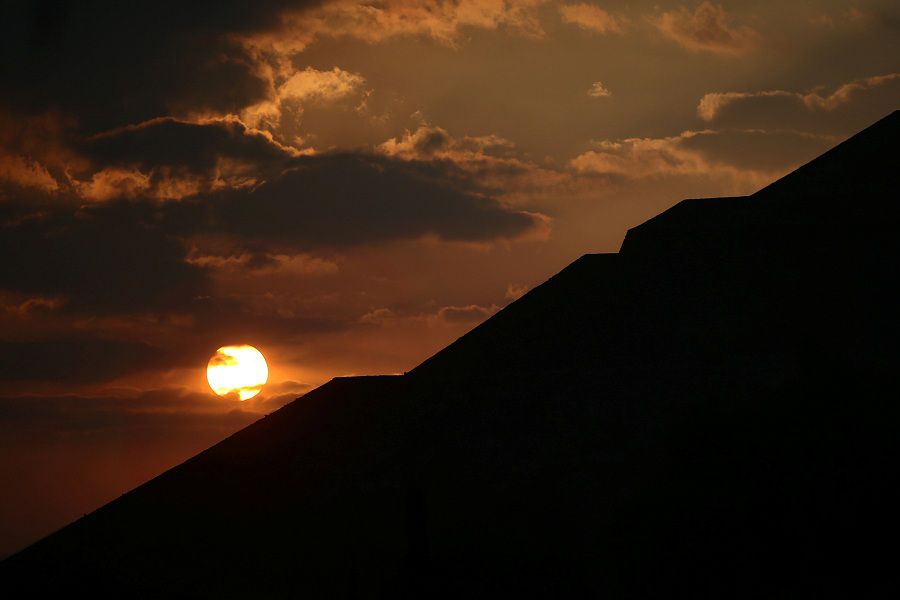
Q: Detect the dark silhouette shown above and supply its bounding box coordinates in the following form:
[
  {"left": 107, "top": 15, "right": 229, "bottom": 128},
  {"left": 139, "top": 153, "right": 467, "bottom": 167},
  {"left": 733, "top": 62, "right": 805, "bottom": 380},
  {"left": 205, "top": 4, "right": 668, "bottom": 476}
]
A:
[{"left": 3, "top": 111, "right": 899, "bottom": 597}]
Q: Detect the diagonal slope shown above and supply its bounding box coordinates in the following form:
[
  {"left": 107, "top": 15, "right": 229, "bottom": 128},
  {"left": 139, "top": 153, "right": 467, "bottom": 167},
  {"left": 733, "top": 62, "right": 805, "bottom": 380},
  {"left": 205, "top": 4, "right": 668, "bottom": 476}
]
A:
[{"left": 753, "top": 110, "right": 899, "bottom": 208}]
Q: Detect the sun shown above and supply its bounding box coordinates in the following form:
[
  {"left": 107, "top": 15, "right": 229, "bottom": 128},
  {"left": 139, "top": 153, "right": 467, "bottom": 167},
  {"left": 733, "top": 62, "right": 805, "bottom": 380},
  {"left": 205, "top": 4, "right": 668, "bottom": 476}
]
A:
[{"left": 206, "top": 345, "right": 269, "bottom": 401}]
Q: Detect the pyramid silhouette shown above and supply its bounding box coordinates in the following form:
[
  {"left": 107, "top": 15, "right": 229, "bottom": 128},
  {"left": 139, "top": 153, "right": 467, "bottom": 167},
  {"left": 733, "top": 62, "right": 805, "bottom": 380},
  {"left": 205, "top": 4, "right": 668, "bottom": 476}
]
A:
[{"left": 3, "top": 111, "right": 899, "bottom": 597}]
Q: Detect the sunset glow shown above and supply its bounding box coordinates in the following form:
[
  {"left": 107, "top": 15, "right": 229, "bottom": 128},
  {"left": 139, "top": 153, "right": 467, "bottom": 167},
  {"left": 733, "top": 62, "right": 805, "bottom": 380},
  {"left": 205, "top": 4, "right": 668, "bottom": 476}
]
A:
[{"left": 2, "top": 0, "right": 899, "bottom": 566}]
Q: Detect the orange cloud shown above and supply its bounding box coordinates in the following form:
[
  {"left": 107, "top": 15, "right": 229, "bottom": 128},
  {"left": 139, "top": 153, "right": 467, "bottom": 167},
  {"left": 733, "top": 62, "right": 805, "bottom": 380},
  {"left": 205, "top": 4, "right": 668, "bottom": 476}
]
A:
[
  {"left": 559, "top": 3, "right": 625, "bottom": 34},
  {"left": 378, "top": 124, "right": 520, "bottom": 162},
  {"left": 698, "top": 73, "right": 900, "bottom": 121},
  {"left": 0, "top": 154, "right": 59, "bottom": 192},
  {"left": 377, "top": 124, "right": 569, "bottom": 202},
  {"left": 587, "top": 81, "right": 612, "bottom": 98},
  {"left": 652, "top": 2, "right": 758, "bottom": 56},
  {"left": 571, "top": 134, "right": 715, "bottom": 178},
  {"left": 569, "top": 128, "right": 832, "bottom": 192},
  {"left": 359, "top": 302, "right": 500, "bottom": 327},
  {"left": 186, "top": 251, "right": 339, "bottom": 276},
  {"left": 69, "top": 117, "right": 299, "bottom": 201},
  {"left": 504, "top": 283, "right": 529, "bottom": 301},
  {"left": 242, "top": 67, "right": 367, "bottom": 130},
  {"left": 241, "top": 0, "right": 548, "bottom": 79},
  {"left": 0, "top": 111, "right": 83, "bottom": 192},
  {"left": 73, "top": 168, "right": 153, "bottom": 201},
  {"left": 0, "top": 293, "right": 66, "bottom": 319},
  {"left": 73, "top": 162, "right": 263, "bottom": 202}
]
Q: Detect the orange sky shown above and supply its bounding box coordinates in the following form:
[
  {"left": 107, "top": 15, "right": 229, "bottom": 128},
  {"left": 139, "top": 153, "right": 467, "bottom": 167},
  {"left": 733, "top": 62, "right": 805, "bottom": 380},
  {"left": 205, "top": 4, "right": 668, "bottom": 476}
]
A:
[{"left": 1, "top": 0, "right": 899, "bottom": 557}]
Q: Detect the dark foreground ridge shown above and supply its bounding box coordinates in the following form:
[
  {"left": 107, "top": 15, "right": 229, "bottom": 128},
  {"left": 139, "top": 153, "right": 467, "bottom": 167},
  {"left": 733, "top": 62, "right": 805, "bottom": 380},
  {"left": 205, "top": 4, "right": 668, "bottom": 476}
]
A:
[{"left": 3, "top": 112, "right": 899, "bottom": 597}]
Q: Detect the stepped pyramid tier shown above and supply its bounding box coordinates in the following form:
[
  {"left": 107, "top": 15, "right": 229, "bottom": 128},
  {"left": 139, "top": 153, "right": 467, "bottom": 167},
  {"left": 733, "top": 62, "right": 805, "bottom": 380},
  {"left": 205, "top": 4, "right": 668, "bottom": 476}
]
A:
[{"left": 3, "top": 112, "right": 899, "bottom": 597}]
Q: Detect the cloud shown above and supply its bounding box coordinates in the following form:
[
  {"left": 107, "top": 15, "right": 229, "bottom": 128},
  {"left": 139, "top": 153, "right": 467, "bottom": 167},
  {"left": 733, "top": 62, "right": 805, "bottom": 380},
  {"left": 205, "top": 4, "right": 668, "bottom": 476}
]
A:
[
  {"left": 559, "top": 3, "right": 625, "bottom": 34},
  {"left": 588, "top": 81, "right": 612, "bottom": 98},
  {"left": 0, "top": 2, "right": 551, "bottom": 148},
  {"left": 72, "top": 117, "right": 298, "bottom": 200},
  {"left": 186, "top": 251, "right": 339, "bottom": 275},
  {"left": 0, "top": 153, "right": 58, "bottom": 192},
  {"left": 69, "top": 118, "right": 544, "bottom": 251},
  {"left": 359, "top": 302, "right": 499, "bottom": 326},
  {"left": 217, "top": 1, "right": 555, "bottom": 153},
  {"left": 377, "top": 124, "right": 567, "bottom": 203},
  {"left": 242, "top": 67, "right": 367, "bottom": 129},
  {"left": 378, "top": 125, "right": 522, "bottom": 167},
  {"left": 808, "top": 6, "right": 869, "bottom": 30},
  {"left": 0, "top": 293, "right": 65, "bottom": 319},
  {"left": 436, "top": 303, "right": 499, "bottom": 323},
  {"left": 0, "top": 389, "right": 284, "bottom": 423},
  {"left": 82, "top": 117, "right": 296, "bottom": 173},
  {"left": 0, "top": 337, "right": 176, "bottom": 384},
  {"left": 0, "top": 192, "right": 211, "bottom": 313},
  {"left": 358, "top": 307, "right": 400, "bottom": 326},
  {"left": 0, "top": 1, "right": 325, "bottom": 131},
  {"left": 504, "top": 283, "right": 529, "bottom": 301},
  {"left": 244, "top": 0, "right": 548, "bottom": 65},
  {"left": 4, "top": 114, "right": 298, "bottom": 203},
  {"left": 279, "top": 67, "right": 366, "bottom": 103},
  {"left": 652, "top": 2, "right": 759, "bottom": 56},
  {"left": 0, "top": 111, "right": 84, "bottom": 191},
  {"left": 378, "top": 125, "right": 456, "bottom": 159},
  {"left": 569, "top": 128, "right": 834, "bottom": 189},
  {"left": 697, "top": 73, "right": 900, "bottom": 125},
  {"left": 265, "top": 379, "right": 313, "bottom": 396},
  {"left": 0, "top": 284, "right": 344, "bottom": 394},
  {"left": 1, "top": 114, "right": 546, "bottom": 325},
  {"left": 676, "top": 129, "right": 836, "bottom": 173},
  {"left": 162, "top": 152, "right": 544, "bottom": 248}
]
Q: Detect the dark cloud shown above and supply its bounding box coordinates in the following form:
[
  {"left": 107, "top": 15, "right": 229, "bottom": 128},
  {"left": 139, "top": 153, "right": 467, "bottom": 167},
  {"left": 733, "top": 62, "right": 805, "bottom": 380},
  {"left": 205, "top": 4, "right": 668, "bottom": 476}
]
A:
[
  {"left": 0, "top": 388, "right": 295, "bottom": 428},
  {"left": 162, "top": 153, "right": 541, "bottom": 249},
  {"left": 0, "top": 1, "right": 320, "bottom": 131},
  {"left": 0, "top": 337, "right": 172, "bottom": 384},
  {"left": 696, "top": 74, "right": 900, "bottom": 133},
  {"left": 2, "top": 139, "right": 540, "bottom": 318},
  {"left": 679, "top": 129, "right": 836, "bottom": 172},
  {"left": 408, "top": 128, "right": 454, "bottom": 156},
  {"left": 0, "top": 294, "right": 342, "bottom": 388},
  {"left": 71, "top": 117, "right": 297, "bottom": 200},
  {"left": 0, "top": 191, "right": 209, "bottom": 312},
  {"left": 82, "top": 118, "right": 294, "bottom": 175},
  {"left": 173, "top": 296, "right": 346, "bottom": 346}
]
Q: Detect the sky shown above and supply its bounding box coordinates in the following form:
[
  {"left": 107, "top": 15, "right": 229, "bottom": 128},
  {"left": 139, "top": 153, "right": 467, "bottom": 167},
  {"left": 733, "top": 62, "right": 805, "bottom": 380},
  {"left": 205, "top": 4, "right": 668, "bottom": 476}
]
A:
[{"left": 1, "top": 0, "right": 898, "bottom": 557}]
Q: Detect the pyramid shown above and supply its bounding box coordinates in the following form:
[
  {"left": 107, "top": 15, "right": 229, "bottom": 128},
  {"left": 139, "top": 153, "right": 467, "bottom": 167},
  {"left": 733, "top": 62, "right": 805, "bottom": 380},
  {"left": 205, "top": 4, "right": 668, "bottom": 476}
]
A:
[{"left": 3, "top": 111, "right": 899, "bottom": 597}]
